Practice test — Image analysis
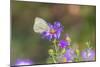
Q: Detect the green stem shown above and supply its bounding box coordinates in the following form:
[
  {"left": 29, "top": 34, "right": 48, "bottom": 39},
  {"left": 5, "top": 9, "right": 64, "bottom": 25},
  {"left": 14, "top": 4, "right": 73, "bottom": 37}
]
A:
[
  {"left": 53, "top": 39, "right": 58, "bottom": 55},
  {"left": 54, "top": 44, "right": 58, "bottom": 55},
  {"left": 51, "top": 55, "right": 56, "bottom": 63},
  {"left": 86, "top": 41, "right": 91, "bottom": 48},
  {"left": 51, "top": 39, "right": 58, "bottom": 63}
]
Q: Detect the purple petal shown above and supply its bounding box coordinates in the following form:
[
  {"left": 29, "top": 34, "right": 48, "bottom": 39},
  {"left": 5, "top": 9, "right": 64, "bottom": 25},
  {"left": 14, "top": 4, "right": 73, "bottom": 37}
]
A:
[
  {"left": 44, "top": 32, "right": 50, "bottom": 36},
  {"left": 47, "top": 34, "right": 52, "bottom": 40},
  {"left": 54, "top": 21, "right": 61, "bottom": 28},
  {"left": 81, "top": 48, "right": 95, "bottom": 61},
  {"left": 57, "top": 31, "right": 61, "bottom": 39},
  {"left": 15, "top": 59, "right": 33, "bottom": 65},
  {"left": 48, "top": 23, "right": 53, "bottom": 28},
  {"left": 64, "top": 48, "right": 76, "bottom": 61},
  {"left": 58, "top": 40, "right": 69, "bottom": 48},
  {"left": 54, "top": 34, "right": 57, "bottom": 38}
]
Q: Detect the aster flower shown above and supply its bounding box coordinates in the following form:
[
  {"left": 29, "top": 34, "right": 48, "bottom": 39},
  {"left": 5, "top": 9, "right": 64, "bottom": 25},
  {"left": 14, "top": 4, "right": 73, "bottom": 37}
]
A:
[
  {"left": 64, "top": 48, "right": 77, "bottom": 62},
  {"left": 42, "top": 21, "right": 63, "bottom": 40},
  {"left": 58, "top": 34, "right": 71, "bottom": 48},
  {"left": 58, "top": 40, "right": 70, "bottom": 48},
  {"left": 15, "top": 59, "right": 33, "bottom": 66},
  {"left": 81, "top": 48, "right": 95, "bottom": 61}
]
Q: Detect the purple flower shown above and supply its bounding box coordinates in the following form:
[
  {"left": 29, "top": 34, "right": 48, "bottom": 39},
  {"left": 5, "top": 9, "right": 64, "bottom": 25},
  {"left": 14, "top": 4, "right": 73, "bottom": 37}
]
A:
[
  {"left": 81, "top": 48, "right": 95, "bottom": 61},
  {"left": 15, "top": 59, "right": 33, "bottom": 66},
  {"left": 42, "top": 21, "right": 63, "bottom": 40},
  {"left": 64, "top": 48, "right": 76, "bottom": 62},
  {"left": 58, "top": 40, "right": 70, "bottom": 48},
  {"left": 58, "top": 34, "right": 71, "bottom": 48}
]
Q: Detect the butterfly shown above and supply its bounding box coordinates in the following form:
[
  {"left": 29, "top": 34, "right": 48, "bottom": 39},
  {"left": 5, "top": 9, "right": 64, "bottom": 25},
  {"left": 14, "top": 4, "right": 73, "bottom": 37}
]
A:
[{"left": 33, "top": 17, "right": 50, "bottom": 34}]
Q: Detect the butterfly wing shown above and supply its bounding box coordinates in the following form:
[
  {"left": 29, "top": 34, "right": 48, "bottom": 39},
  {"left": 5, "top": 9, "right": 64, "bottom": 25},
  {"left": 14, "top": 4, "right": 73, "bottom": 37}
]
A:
[{"left": 33, "top": 17, "right": 50, "bottom": 33}]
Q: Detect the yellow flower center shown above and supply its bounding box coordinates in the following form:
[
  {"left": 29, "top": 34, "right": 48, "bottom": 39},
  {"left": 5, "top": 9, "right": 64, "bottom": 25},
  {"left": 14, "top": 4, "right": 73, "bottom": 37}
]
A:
[
  {"left": 63, "top": 57, "right": 67, "bottom": 62},
  {"left": 66, "top": 36, "right": 71, "bottom": 42},
  {"left": 50, "top": 29, "right": 56, "bottom": 34}
]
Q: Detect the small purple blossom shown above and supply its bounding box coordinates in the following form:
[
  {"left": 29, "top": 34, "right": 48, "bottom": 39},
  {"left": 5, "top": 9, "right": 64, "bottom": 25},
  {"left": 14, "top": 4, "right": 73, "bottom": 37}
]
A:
[
  {"left": 58, "top": 40, "right": 70, "bottom": 48},
  {"left": 81, "top": 48, "right": 95, "bottom": 61},
  {"left": 15, "top": 59, "right": 33, "bottom": 66},
  {"left": 42, "top": 21, "right": 63, "bottom": 40},
  {"left": 64, "top": 48, "right": 76, "bottom": 62}
]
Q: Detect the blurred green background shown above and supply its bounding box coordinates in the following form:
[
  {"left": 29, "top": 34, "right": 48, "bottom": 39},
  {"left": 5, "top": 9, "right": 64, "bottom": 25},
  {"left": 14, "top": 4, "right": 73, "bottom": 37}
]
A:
[{"left": 11, "top": 0, "right": 96, "bottom": 65}]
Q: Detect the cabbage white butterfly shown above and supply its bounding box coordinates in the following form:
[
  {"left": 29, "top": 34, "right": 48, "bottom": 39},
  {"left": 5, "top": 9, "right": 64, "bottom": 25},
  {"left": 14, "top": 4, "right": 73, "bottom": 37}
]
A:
[{"left": 33, "top": 17, "right": 50, "bottom": 33}]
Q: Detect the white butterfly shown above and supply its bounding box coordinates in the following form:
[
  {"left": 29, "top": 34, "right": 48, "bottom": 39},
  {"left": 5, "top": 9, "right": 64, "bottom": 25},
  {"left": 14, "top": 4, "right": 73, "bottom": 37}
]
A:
[{"left": 33, "top": 17, "right": 50, "bottom": 33}]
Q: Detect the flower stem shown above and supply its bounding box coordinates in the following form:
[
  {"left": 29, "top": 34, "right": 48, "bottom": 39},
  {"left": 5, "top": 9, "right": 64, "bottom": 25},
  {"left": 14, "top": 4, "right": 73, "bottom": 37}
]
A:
[
  {"left": 51, "top": 39, "right": 58, "bottom": 63},
  {"left": 51, "top": 55, "right": 56, "bottom": 63},
  {"left": 53, "top": 39, "right": 58, "bottom": 55}
]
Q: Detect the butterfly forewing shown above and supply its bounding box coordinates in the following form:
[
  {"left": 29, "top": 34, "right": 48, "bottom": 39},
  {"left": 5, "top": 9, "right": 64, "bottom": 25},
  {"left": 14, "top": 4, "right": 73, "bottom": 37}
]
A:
[{"left": 33, "top": 17, "right": 50, "bottom": 33}]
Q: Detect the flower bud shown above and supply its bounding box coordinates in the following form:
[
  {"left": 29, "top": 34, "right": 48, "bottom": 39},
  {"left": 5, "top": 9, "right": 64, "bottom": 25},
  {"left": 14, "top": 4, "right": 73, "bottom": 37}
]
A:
[
  {"left": 61, "top": 48, "right": 66, "bottom": 54},
  {"left": 48, "top": 49, "right": 54, "bottom": 55},
  {"left": 66, "top": 36, "right": 71, "bottom": 42},
  {"left": 63, "top": 57, "right": 67, "bottom": 62}
]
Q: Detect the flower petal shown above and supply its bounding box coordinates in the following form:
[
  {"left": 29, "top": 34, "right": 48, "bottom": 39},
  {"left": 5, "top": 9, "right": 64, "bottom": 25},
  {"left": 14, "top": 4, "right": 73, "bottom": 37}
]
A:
[
  {"left": 54, "top": 21, "right": 61, "bottom": 28},
  {"left": 57, "top": 31, "right": 61, "bottom": 39}
]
